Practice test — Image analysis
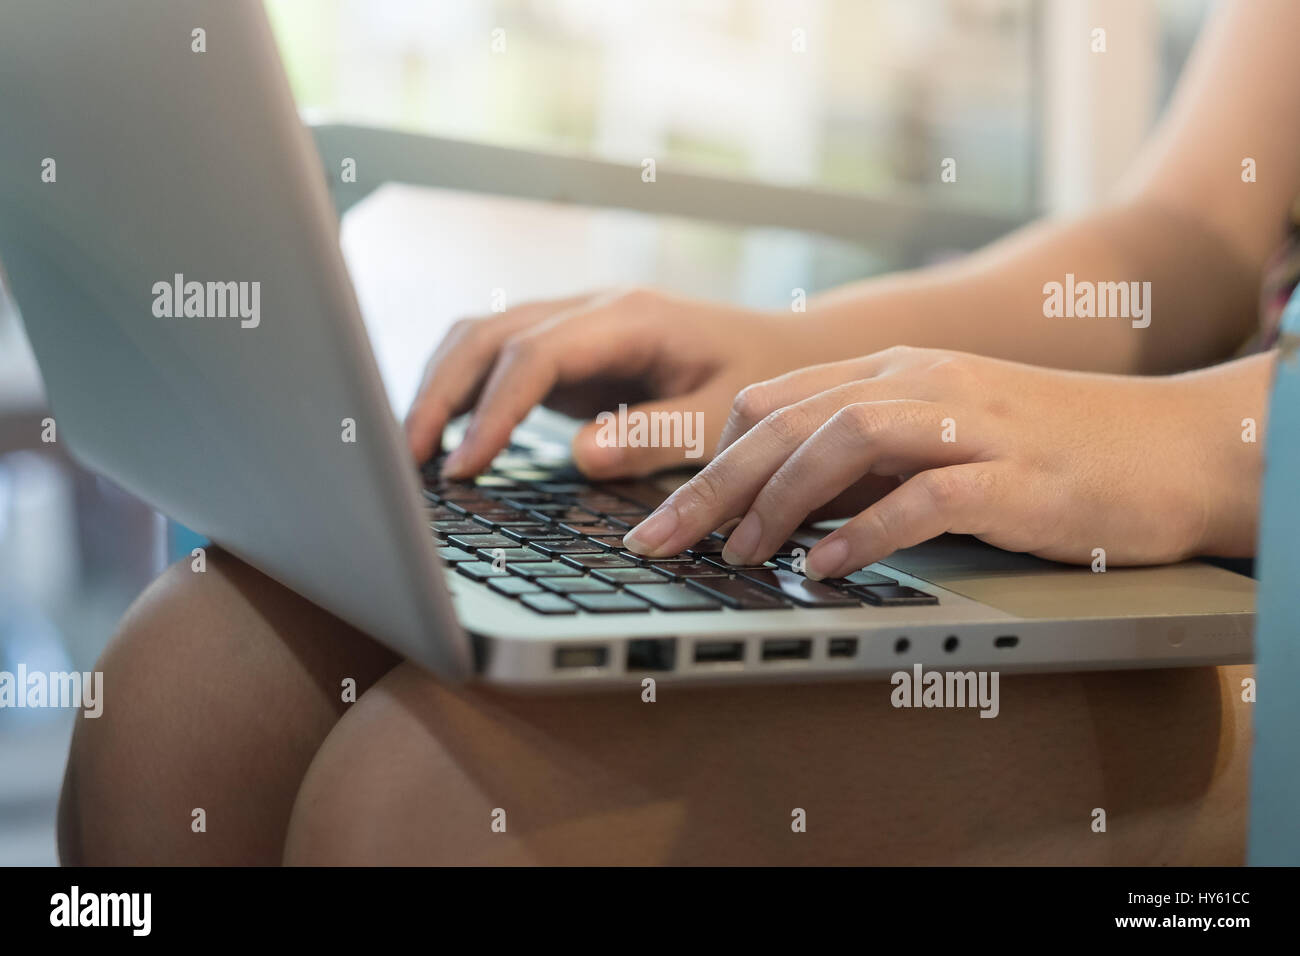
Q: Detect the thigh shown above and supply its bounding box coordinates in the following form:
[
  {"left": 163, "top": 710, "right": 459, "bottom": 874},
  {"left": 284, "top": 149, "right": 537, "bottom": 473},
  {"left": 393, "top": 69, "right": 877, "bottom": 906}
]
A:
[
  {"left": 59, "top": 548, "right": 398, "bottom": 865},
  {"left": 285, "top": 661, "right": 1252, "bottom": 865}
]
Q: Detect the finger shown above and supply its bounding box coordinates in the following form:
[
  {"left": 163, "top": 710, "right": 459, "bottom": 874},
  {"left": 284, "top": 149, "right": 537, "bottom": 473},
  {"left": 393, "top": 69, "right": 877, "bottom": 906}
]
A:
[
  {"left": 716, "top": 348, "right": 911, "bottom": 453},
  {"left": 623, "top": 382, "right": 890, "bottom": 557},
  {"left": 404, "top": 294, "right": 591, "bottom": 463},
  {"left": 805, "top": 463, "right": 1004, "bottom": 579},
  {"left": 804, "top": 474, "right": 902, "bottom": 523},
  {"left": 723, "top": 400, "right": 982, "bottom": 565},
  {"left": 571, "top": 383, "right": 730, "bottom": 479},
  {"left": 440, "top": 296, "right": 664, "bottom": 478}
]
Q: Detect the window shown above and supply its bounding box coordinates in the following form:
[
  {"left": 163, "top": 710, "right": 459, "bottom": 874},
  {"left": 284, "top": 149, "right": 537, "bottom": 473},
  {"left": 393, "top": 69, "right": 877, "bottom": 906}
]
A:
[{"left": 269, "top": 0, "right": 1039, "bottom": 215}]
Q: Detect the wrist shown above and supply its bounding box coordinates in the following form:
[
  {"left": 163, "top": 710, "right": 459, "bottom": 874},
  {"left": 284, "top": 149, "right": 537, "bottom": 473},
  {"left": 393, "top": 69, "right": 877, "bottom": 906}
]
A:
[{"left": 1171, "top": 365, "right": 1265, "bottom": 558}]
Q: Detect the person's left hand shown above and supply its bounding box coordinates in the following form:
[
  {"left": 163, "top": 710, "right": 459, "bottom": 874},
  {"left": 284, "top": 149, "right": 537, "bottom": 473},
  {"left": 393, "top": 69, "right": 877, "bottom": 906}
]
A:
[{"left": 623, "top": 346, "right": 1262, "bottom": 578}]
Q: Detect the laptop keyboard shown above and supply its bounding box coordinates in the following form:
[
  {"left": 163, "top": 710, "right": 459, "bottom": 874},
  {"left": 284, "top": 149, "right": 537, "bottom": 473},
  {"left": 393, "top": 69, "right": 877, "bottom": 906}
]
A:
[{"left": 422, "top": 459, "right": 938, "bottom": 615}]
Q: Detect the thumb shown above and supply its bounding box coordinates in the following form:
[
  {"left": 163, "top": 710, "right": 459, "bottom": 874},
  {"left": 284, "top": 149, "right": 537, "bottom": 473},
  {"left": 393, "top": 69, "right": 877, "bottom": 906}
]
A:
[{"left": 572, "top": 391, "right": 721, "bottom": 479}]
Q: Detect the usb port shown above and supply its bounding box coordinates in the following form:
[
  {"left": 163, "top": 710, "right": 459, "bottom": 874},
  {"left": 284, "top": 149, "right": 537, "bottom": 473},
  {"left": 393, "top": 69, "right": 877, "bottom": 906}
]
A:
[
  {"left": 761, "top": 638, "right": 812, "bottom": 661},
  {"left": 828, "top": 637, "right": 858, "bottom": 658},
  {"left": 994, "top": 635, "right": 1019, "bottom": 649},
  {"left": 553, "top": 645, "right": 609, "bottom": 669},
  {"left": 694, "top": 640, "right": 744, "bottom": 664},
  {"left": 626, "top": 638, "right": 677, "bottom": 671}
]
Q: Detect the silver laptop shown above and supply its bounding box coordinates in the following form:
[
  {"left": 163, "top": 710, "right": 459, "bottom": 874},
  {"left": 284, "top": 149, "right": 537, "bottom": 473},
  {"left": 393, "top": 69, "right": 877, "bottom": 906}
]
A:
[{"left": 0, "top": 0, "right": 1253, "bottom": 687}]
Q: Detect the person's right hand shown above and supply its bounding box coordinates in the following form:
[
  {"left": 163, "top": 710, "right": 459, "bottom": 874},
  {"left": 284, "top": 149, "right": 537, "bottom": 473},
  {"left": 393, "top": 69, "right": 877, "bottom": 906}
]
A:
[{"left": 405, "top": 288, "right": 830, "bottom": 480}]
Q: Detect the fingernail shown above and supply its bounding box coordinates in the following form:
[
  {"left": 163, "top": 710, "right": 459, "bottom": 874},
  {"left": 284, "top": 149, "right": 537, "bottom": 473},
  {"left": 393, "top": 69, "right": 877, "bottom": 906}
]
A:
[
  {"left": 624, "top": 505, "right": 679, "bottom": 554},
  {"left": 722, "top": 512, "right": 762, "bottom": 566},
  {"left": 806, "top": 538, "right": 848, "bottom": 580}
]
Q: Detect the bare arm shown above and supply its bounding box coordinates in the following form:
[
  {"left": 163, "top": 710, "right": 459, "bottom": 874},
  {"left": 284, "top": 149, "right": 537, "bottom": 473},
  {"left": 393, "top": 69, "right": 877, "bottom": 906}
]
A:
[
  {"left": 807, "top": 0, "right": 1300, "bottom": 375},
  {"left": 411, "top": 0, "right": 1300, "bottom": 477}
]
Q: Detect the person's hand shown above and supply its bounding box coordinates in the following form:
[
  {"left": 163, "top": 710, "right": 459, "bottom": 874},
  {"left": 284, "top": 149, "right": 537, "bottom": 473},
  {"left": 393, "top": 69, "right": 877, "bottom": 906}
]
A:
[
  {"left": 624, "top": 346, "right": 1265, "bottom": 576},
  {"left": 405, "top": 288, "right": 830, "bottom": 479}
]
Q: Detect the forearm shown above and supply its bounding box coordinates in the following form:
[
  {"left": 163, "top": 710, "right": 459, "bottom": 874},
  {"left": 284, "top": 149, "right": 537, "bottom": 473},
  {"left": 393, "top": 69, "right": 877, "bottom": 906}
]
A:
[{"left": 804, "top": 197, "right": 1261, "bottom": 376}]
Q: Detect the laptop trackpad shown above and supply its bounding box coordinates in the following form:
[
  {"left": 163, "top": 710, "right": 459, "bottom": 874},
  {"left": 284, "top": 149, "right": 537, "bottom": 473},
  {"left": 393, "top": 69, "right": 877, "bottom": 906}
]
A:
[{"left": 880, "top": 535, "right": 1255, "bottom": 619}]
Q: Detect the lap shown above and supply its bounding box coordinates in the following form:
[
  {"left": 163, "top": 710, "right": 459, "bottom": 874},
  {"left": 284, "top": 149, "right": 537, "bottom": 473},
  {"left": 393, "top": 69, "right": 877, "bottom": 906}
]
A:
[
  {"left": 286, "top": 659, "right": 1253, "bottom": 865},
  {"left": 59, "top": 547, "right": 398, "bottom": 864}
]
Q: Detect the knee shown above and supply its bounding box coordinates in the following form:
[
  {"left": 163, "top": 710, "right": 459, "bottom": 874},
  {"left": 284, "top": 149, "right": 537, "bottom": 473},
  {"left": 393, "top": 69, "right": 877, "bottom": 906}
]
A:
[
  {"left": 59, "top": 548, "right": 395, "bottom": 865},
  {"left": 285, "top": 664, "right": 568, "bottom": 865},
  {"left": 285, "top": 665, "right": 475, "bottom": 864}
]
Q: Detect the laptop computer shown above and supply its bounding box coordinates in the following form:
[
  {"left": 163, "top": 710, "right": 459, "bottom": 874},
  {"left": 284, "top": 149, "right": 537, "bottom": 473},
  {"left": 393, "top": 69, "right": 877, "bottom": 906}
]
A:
[{"left": 0, "top": 0, "right": 1253, "bottom": 687}]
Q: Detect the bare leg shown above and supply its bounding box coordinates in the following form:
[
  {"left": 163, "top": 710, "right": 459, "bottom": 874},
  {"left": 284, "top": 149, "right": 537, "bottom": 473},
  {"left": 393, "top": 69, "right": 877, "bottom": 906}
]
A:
[
  {"left": 286, "top": 661, "right": 1252, "bottom": 865},
  {"left": 58, "top": 548, "right": 397, "bottom": 865}
]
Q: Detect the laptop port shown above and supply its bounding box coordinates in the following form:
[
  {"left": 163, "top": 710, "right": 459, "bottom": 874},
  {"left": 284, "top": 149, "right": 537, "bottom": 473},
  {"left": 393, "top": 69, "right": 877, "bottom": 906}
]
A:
[
  {"left": 994, "top": 635, "right": 1019, "bottom": 649},
  {"left": 553, "top": 645, "right": 609, "bottom": 669},
  {"left": 627, "top": 638, "right": 677, "bottom": 671},
  {"left": 828, "top": 637, "right": 858, "bottom": 658},
  {"left": 894, "top": 637, "right": 910, "bottom": 654},
  {"left": 943, "top": 635, "right": 959, "bottom": 653},
  {"left": 693, "top": 640, "right": 744, "bottom": 664},
  {"left": 761, "top": 638, "right": 812, "bottom": 661}
]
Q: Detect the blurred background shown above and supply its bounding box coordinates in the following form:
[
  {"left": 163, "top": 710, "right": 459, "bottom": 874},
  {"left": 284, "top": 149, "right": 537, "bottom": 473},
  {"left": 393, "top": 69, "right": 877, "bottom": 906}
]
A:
[{"left": 0, "top": 0, "right": 1211, "bottom": 864}]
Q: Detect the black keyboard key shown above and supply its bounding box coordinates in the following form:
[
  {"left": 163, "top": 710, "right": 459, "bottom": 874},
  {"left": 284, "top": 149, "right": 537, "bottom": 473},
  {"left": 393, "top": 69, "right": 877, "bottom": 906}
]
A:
[
  {"left": 500, "top": 524, "right": 570, "bottom": 543},
  {"left": 537, "top": 577, "right": 618, "bottom": 595},
  {"left": 568, "top": 592, "right": 651, "bottom": 613},
  {"left": 624, "top": 583, "right": 723, "bottom": 612},
  {"left": 530, "top": 539, "right": 604, "bottom": 557},
  {"left": 543, "top": 507, "right": 602, "bottom": 524},
  {"left": 684, "top": 537, "right": 727, "bottom": 556},
  {"left": 521, "top": 593, "right": 579, "bottom": 615},
  {"left": 559, "top": 553, "right": 639, "bottom": 570},
  {"left": 447, "top": 533, "right": 516, "bottom": 551},
  {"left": 651, "top": 560, "right": 728, "bottom": 579},
  {"left": 587, "top": 535, "right": 633, "bottom": 551},
  {"left": 532, "top": 482, "right": 588, "bottom": 495},
  {"left": 573, "top": 492, "right": 635, "bottom": 510},
  {"left": 437, "top": 546, "right": 479, "bottom": 564},
  {"left": 854, "top": 584, "right": 938, "bottom": 606},
  {"left": 737, "top": 569, "right": 861, "bottom": 607},
  {"left": 591, "top": 567, "right": 674, "bottom": 586},
  {"left": 524, "top": 505, "right": 579, "bottom": 520},
  {"left": 476, "top": 514, "right": 545, "bottom": 528},
  {"left": 498, "top": 495, "right": 554, "bottom": 509},
  {"left": 685, "top": 577, "right": 789, "bottom": 610},
  {"left": 476, "top": 547, "right": 547, "bottom": 563},
  {"left": 559, "top": 521, "right": 629, "bottom": 537},
  {"left": 440, "top": 495, "right": 498, "bottom": 509},
  {"left": 488, "top": 576, "right": 543, "bottom": 597},
  {"left": 509, "top": 561, "right": 585, "bottom": 578},
  {"left": 596, "top": 503, "right": 652, "bottom": 518},
  {"left": 431, "top": 520, "right": 484, "bottom": 536},
  {"left": 455, "top": 561, "right": 508, "bottom": 582}
]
